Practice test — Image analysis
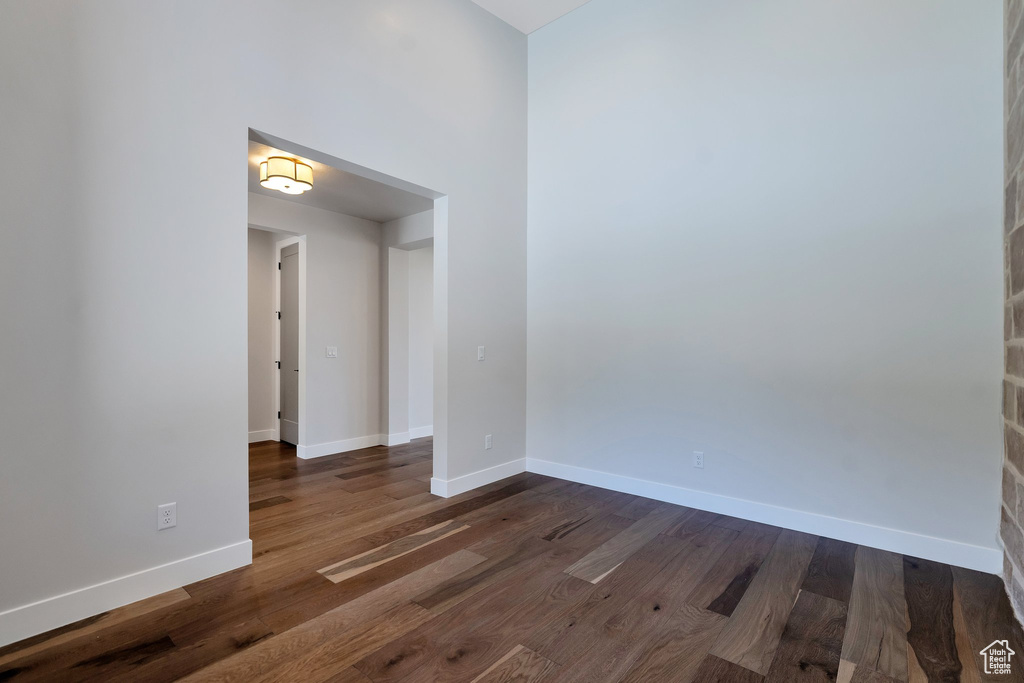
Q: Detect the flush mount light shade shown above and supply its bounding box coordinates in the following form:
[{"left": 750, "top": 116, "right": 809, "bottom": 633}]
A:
[{"left": 259, "top": 157, "right": 313, "bottom": 195}]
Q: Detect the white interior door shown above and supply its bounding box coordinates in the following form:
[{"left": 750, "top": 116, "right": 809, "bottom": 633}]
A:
[{"left": 279, "top": 243, "right": 300, "bottom": 445}]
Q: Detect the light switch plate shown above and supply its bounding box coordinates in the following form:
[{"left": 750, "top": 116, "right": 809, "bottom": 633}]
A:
[
  {"left": 478, "top": 346, "right": 486, "bottom": 361},
  {"left": 326, "top": 346, "right": 338, "bottom": 358}
]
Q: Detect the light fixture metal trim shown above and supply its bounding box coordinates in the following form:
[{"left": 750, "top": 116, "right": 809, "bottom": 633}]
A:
[{"left": 259, "top": 156, "right": 314, "bottom": 195}]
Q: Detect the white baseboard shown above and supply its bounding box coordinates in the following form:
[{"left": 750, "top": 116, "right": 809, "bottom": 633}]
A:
[
  {"left": 248, "top": 429, "right": 278, "bottom": 444},
  {"left": 525, "top": 458, "right": 1002, "bottom": 574},
  {"left": 296, "top": 435, "right": 386, "bottom": 459},
  {"left": 409, "top": 426, "right": 433, "bottom": 440},
  {"left": 0, "top": 539, "right": 252, "bottom": 648},
  {"left": 431, "top": 458, "right": 526, "bottom": 498},
  {"left": 387, "top": 432, "right": 411, "bottom": 447},
  {"left": 295, "top": 430, "right": 433, "bottom": 459}
]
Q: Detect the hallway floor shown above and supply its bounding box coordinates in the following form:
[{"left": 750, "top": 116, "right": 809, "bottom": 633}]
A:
[{"left": 0, "top": 438, "right": 1020, "bottom": 682}]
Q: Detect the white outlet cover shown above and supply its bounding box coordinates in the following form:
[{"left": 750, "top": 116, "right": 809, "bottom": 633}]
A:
[
  {"left": 485, "top": 434, "right": 493, "bottom": 449},
  {"left": 693, "top": 452, "right": 704, "bottom": 469},
  {"left": 158, "top": 502, "right": 177, "bottom": 530}
]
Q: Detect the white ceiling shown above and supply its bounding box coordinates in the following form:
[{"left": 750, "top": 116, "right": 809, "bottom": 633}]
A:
[
  {"left": 248, "top": 142, "right": 433, "bottom": 224},
  {"left": 471, "top": 0, "right": 594, "bottom": 34}
]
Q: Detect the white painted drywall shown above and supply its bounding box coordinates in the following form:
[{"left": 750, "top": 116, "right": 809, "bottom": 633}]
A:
[
  {"left": 248, "top": 228, "right": 277, "bottom": 439},
  {"left": 249, "top": 194, "right": 382, "bottom": 450},
  {"left": 0, "top": 0, "right": 526, "bottom": 645},
  {"left": 527, "top": 0, "right": 1004, "bottom": 561},
  {"left": 471, "top": 0, "right": 596, "bottom": 34},
  {"left": 409, "top": 247, "right": 435, "bottom": 435},
  {"left": 384, "top": 210, "right": 434, "bottom": 251},
  {"left": 386, "top": 247, "right": 411, "bottom": 442},
  {"left": 380, "top": 214, "right": 435, "bottom": 443}
]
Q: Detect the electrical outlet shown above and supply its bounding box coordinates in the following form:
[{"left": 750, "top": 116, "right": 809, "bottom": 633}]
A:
[
  {"left": 485, "top": 434, "right": 493, "bottom": 450},
  {"left": 693, "top": 452, "right": 704, "bottom": 469},
  {"left": 158, "top": 502, "right": 176, "bottom": 530}
]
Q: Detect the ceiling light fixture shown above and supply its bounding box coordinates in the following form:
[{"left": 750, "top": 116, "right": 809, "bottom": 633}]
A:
[{"left": 259, "top": 156, "right": 313, "bottom": 195}]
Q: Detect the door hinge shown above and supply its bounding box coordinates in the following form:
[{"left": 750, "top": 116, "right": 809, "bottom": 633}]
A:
[
  {"left": 275, "top": 361, "right": 281, "bottom": 369},
  {"left": 277, "top": 311, "right": 281, "bottom": 320},
  {"left": 278, "top": 411, "right": 281, "bottom": 419},
  {"left": 278, "top": 262, "right": 281, "bottom": 270}
]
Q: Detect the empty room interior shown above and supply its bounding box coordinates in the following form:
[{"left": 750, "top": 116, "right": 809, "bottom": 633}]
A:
[{"left": 0, "top": 0, "right": 1021, "bottom": 681}]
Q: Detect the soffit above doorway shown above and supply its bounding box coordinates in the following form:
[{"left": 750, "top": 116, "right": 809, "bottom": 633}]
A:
[{"left": 248, "top": 141, "right": 433, "bottom": 224}]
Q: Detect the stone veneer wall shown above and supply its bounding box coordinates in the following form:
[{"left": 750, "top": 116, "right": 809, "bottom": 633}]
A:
[{"left": 1003, "top": 0, "right": 1024, "bottom": 620}]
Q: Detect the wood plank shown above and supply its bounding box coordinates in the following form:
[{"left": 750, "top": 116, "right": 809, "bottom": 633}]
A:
[
  {"left": 615, "top": 497, "right": 662, "bottom": 520},
  {"left": 764, "top": 590, "right": 847, "bottom": 682},
  {"left": 413, "top": 537, "right": 552, "bottom": 612},
  {"left": 10, "top": 633, "right": 179, "bottom": 681},
  {"left": 465, "top": 493, "right": 603, "bottom": 558},
  {"left": 836, "top": 660, "right": 902, "bottom": 683},
  {"left": 250, "top": 490, "right": 394, "bottom": 533},
  {"left": 563, "top": 505, "right": 684, "bottom": 583},
  {"left": 471, "top": 645, "right": 559, "bottom": 682},
  {"left": 951, "top": 566, "right": 1024, "bottom": 683},
  {"left": 407, "top": 573, "right": 591, "bottom": 683},
  {"left": 838, "top": 546, "right": 908, "bottom": 683},
  {"left": 709, "top": 529, "right": 818, "bottom": 675},
  {"left": 0, "top": 588, "right": 191, "bottom": 668},
  {"left": 526, "top": 533, "right": 690, "bottom": 665},
  {"left": 249, "top": 495, "right": 291, "bottom": 512},
  {"left": 375, "top": 479, "right": 430, "bottom": 500},
  {"left": 360, "top": 479, "right": 539, "bottom": 547},
  {"left": 324, "top": 668, "right": 373, "bottom": 683},
  {"left": 265, "top": 494, "right": 559, "bottom": 631},
  {"left": 691, "top": 655, "right": 765, "bottom": 683},
  {"left": 335, "top": 460, "right": 421, "bottom": 480},
  {"left": 354, "top": 562, "right": 593, "bottom": 683},
  {"left": 106, "top": 617, "right": 273, "bottom": 683},
  {"left": 541, "top": 507, "right": 605, "bottom": 542},
  {"left": 686, "top": 523, "right": 780, "bottom": 616},
  {"left": 351, "top": 513, "right": 630, "bottom": 682},
  {"left": 318, "top": 519, "right": 469, "bottom": 583},
  {"left": 619, "top": 604, "right": 727, "bottom": 683},
  {"left": 454, "top": 496, "right": 579, "bottom": 561},
  {"left": 663, "top": 508, "right": 721, "bottom": 539},
  {"left": 951, "top": 587, "right": 982, "bottom": 683},
  {"left": 903, "top": 556, "right": 961, "bottom": 682},
  {"left": 260, "top": 602, "right": 435, "bottom": 683},
  {"left": 905, "top": 600, "right": 929, "bottom": 683},
  {"left": 338, "top": 460, "right": 433, "bottom": 493},
  {"left": 181, "top": 550, "right": 485, "bottom": 683},
  {"left": 713, "top": 514, "right": 751, "bottom": 531},
  {"left": 801, "top": 537, "right": 857, "bottom": 605},
  {"left": 548, "top": 524, "right": 738, "bottom": 680}
]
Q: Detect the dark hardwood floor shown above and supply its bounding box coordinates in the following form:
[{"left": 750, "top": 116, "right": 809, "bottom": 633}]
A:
[{"left": 1, "top": 438, "right": 1021, "bottom": 682}]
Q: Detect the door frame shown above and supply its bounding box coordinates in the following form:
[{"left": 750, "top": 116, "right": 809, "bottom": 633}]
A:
[
  {"left": 274, "top": 235, "right": 307, "bottom": 448},
  {"left": 248, "top": 128, "right": 449, "bottom": 483}
]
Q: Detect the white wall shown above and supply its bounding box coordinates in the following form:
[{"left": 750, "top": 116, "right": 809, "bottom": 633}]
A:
[
  {"left": 0, "top": 0, "right": 526, "bottom": 646},
  {"left": 248, "top": 228, "right": 277, "bottom": 441},
  {"left": 249, "top": 194, "right": 383, "bottom": 450},
  {"left": 527, "top": 0, "right": 1004, "bottom": 569},
  {"left": 409, "top": 247, "right": 434, "bottom": 436},
  {"left": 380, "top": 213, "right": 435, "bottom": 443},
  {"left": 384, "top": 209, "right": 434, "bottom": 250},
  {"left": 384, "top": 247, "right": 411, "bottom": 442}
]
